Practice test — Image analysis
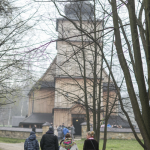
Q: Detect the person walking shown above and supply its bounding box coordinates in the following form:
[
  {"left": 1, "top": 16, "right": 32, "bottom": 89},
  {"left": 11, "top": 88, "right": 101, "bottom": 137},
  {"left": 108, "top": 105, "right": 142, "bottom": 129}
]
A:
[
  {"left": 57, "top": 125, "right": 63, "bottom": 140},
  {"left": 59, "top": 133, "right": 78, "bottom": 150},
  {"left": 83, "top": 131, "right": 99, "bottom": 150},
  {"left": 40, "top": 126, "right": 58, "bottom": 150},
  {"left": 70, "top": 125, "right": 75, "bottom": 141},
  {"left": 32, "top": 125, "right": 37, "bottom": 133},
  {"left": 24, "top": 131, "right": 39, "bottom": 150}
]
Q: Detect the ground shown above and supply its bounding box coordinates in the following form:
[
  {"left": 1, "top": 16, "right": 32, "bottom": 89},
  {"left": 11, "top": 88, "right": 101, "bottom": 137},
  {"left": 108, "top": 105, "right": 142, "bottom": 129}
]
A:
[
  {"left": 0, "top": 143, "right": 24, "bottom": 150},
  {"left": 0, "top": 137, "right": 143, "bottom": 150}
]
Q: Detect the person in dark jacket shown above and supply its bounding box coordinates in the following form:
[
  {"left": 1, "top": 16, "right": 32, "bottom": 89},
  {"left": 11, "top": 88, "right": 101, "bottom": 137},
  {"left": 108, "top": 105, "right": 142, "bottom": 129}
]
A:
[
  {"left": 40, "top": 126, "right": 58, "bottom": 150},
  {"left": 24, "top": 131, "right": 39, "bottom": 150},
  {"left": 70, "top": 125, "right": 75, "bottom": 141},
  {"left": 32, "top": 125, "right": 37, "bottom": 133},
  {"left": 83, "top": 131, "right": 98, "bottom": 150}
]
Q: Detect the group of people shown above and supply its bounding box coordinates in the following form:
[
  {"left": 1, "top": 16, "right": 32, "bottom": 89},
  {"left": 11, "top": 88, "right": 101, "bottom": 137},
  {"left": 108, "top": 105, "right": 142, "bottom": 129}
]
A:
[
  {"left": 100, "top": 124, "right": 122, "bottom": 128},
  {"left": 101, "top": 124, "right": 122, "bottom": 128},
  {"left": 24, "top": 125, "right": 99, "bottom": 150},
  {"left": 56, "top": 123, "right": 75, "bottom": 140}
]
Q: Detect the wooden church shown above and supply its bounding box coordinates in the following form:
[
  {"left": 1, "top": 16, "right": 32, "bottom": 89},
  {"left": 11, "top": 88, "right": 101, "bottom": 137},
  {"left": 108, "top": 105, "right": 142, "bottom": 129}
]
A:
[{"left": 20, "top": 1, "right": 117, "bottom": 134}]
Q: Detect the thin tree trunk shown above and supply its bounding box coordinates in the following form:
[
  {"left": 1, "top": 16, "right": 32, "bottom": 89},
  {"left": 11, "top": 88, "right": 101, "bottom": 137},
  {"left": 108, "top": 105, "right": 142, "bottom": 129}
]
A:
[
  {"left": 93, "top": 0, "right": 97, "bottom": 137},
  {"left": 102, "top": 34, "right": 114, "bottom": 150},
  {"left": 79, "top": 8, "right": 90, "bottom": 131},
  {"left": 96, "top": 46, "right": 104, "bottom": 142},
  {"left": 144, "top": 0, "right": 150, "bottom": 110}
]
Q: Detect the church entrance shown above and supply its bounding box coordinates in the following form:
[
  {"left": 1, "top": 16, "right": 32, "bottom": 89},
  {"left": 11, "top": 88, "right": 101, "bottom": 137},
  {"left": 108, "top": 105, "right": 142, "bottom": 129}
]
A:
[{"left": 72, "top": 114, "right": 85, "bottom": 135}]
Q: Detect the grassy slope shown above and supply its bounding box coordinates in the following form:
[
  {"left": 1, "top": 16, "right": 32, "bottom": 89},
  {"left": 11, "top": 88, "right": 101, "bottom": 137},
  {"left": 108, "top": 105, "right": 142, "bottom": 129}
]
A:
[
  {"left": 76, "top": 139, "right": 143, "bottom": 150},
  {"left": 0, "top": 137, "right": 143, "bottom": 150}
]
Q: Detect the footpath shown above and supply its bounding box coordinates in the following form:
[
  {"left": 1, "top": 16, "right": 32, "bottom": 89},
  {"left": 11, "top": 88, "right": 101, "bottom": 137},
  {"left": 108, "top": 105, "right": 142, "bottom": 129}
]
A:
[{"left": 0, "top": 143, "right": 24, "bottom": 150}]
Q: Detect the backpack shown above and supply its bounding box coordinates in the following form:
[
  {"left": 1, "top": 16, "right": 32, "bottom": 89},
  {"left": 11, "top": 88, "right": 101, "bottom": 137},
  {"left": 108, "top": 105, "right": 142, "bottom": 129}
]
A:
[{"left": 27, "top": 138, "right": 37, "bottom": 149}]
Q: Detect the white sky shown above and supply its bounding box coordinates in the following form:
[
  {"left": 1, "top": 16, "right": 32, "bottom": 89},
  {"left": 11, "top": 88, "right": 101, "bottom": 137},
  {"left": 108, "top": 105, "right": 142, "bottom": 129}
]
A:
[{"left": 11, "top": 0, "right": 147, "bottom": 95}]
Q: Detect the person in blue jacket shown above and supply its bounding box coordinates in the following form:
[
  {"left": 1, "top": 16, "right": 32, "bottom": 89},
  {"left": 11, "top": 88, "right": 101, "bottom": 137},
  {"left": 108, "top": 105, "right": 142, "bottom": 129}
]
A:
[
  {"left": 24, "top": 131, "right": 39, "bottom": 150},
  {"left": 107, "top": 124, "right": 112, "bottom": 127},
  {"left": 62, "top": 127, "right": 69, "bottom": 139}
]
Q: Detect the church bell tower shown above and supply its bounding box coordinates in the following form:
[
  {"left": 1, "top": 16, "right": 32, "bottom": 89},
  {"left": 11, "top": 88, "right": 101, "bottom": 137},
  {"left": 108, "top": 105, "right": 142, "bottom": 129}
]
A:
[{"left": 53, "top": 1, "right": 103, "bottom": 126}]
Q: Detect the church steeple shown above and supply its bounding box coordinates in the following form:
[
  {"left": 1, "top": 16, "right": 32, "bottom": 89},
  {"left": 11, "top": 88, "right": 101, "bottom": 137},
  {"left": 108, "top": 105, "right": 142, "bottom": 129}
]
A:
[
  {"left": 64, "top": 1, "right": 94, "bottom": 20},
  {"left": 55, "top": 0, "right": 102, "bottom": 78}
]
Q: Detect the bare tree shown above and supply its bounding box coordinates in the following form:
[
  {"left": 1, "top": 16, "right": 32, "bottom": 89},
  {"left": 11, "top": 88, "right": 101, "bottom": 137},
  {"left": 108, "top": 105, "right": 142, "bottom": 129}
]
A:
[
  {"left": 108, "top": 0, "right": 150, "bottom": 149},
  {"left": 0, "top": 0, "right": 41, "bottom": 106},
  {"left": 0, "top": 0, "right": 52, "bottom": 125}
]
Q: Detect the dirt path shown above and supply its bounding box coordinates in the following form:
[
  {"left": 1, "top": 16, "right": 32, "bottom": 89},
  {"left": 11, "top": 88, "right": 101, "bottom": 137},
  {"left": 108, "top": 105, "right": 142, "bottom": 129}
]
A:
[
  {"left": 0, "top": 139, "right": 80, "bottom": 150},
  {"left": 0, "top": 143, "right": 24, "bottom": 150}
]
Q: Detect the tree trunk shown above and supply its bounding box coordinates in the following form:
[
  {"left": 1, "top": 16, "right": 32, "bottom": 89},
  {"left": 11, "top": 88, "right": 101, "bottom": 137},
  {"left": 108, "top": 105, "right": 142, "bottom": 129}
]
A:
[
  {"left": 111, "top": 0, "right": 150, "bottom": 149},
  {"left": 93, "top": 0, "right": 97, "bottom": 137}
]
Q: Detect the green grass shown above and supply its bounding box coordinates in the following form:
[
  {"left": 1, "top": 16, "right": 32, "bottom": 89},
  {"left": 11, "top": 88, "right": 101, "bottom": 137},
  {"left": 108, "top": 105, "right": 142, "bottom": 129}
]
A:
[
  {"left": 0, "top": 125, "right": 12, "bottom": 127},
  {"left": 0, "top": 137, "right": 143, "bottom": 150},
  {"left": 0, "top": 137, "right": 25, "bottom": 143},
  {"left": 0, "top": 137, "right": 42, "bottom": 144},
  {"left": 76, "top": 139, "right": 143, "bottom": 150}
]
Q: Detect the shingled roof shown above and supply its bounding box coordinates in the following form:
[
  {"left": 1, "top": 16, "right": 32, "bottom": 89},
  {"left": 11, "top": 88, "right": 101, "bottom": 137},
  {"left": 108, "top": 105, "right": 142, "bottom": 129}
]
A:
[
  {"left": 28, "top": 57, "right": 56, "bottom": 95},
  {"left": 33, "top": 81, "right": 55, "bottom": 89},
  {"left": 19, "top": 113, "right": 53, "bottom": 125},
  {"left": 103, "top": 82, "right": 116, "bottom": 92},
  {"left": 108, "top": 115, "right": 130, "bottom": 128}
]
